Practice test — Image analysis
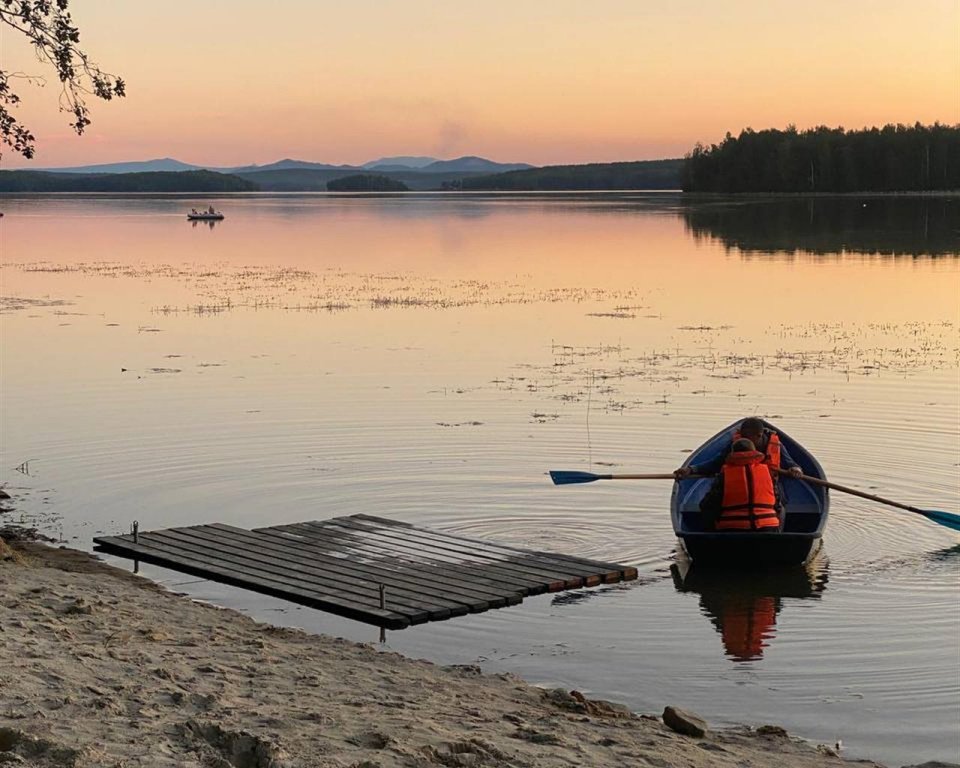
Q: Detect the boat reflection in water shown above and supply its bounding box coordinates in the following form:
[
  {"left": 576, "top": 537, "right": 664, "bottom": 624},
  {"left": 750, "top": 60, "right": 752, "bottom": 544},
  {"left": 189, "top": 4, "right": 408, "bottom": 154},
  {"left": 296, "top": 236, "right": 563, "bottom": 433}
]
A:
[
  {"left": 670, "top": 555, "right": 829, "bottom": 662},
  {"left": 190, "top": 218, "right": 220, "bottom": 229}
]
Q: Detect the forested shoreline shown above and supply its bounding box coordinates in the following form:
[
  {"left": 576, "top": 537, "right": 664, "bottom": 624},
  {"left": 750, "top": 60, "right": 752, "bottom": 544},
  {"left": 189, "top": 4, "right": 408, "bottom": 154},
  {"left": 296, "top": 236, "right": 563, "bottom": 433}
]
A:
[
  {"left": 2, "top": 125, "right": 958, "bottom": 194},
  {"left": 0, "top": 170, "right": 256, "bottom": 192},
  {"left": 682, "top": 124, "right": 959, "bottom": 193},
  {"left": 326, "top": 173, "right": 409, "bottom": 191},
  {"left": 459, "top": 160, "right": 682, "bottom": 190}
]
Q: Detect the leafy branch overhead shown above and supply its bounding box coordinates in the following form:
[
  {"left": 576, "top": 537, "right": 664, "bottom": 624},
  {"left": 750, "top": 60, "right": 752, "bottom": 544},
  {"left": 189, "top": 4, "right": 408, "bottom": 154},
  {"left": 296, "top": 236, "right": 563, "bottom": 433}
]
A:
[{"left": 0, "top": 0, "right": 124, "bottom": 158}]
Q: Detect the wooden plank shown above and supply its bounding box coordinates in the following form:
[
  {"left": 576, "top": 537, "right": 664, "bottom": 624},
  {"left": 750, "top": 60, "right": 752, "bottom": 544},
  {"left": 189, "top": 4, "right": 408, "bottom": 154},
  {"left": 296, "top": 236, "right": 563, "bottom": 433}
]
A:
[
  {"left": 156, "top": 527, "right": 470, "bottom": 614},
  {"left": 299, "top": 519, "right": 586, "bottom": 587},
  {"left": 353, "top": 514, "right": 639, "bottom": 580},
  {"left": 95, "top": 514, "right": 640, "bottom": 629},
  {"left": 208, "top": 524, "right": 517, "bottom": 606},
  {"left": 93, "top": 535, "right": 411, "bottom": 629},
  {"left": 339, "top": 516, "right": 618, "bottom": 585},
  {"left": 350, "top": 516, "right": 628, "bottom": 580},
  {"left": 307, "top": 519, "right": 592, "bottom": 588},
  {"left": 279, "top": 522, "right": 577, "bottom": 592},
  {"left": 130, "top": 531, "right": 443, "bottom": 620},
  {"left": 175, "top": 525, "right": 505, "bottom": 612},
  {"left": 210, "top": 524, "right": 521, "bottom": 608},
  {"left": 264, "top": 523, "right": 556, "bottom": 594},
  {"left": 141, "top": 529, "right": 461, "bottom": 620}
]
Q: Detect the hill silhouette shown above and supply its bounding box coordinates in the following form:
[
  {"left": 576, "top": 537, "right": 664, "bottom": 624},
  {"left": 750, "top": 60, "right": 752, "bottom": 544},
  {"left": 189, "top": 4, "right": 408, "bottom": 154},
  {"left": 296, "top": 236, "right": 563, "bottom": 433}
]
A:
[{"left": 0, "top": 170, "right": 256, "bottom": 192}]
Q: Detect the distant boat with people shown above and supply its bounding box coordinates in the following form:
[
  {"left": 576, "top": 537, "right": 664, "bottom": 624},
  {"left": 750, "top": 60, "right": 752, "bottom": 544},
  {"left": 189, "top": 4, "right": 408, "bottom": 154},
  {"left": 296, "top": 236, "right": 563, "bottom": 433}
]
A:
[{"left": 187, "top": 206, "right": 224, "bottom": 221}]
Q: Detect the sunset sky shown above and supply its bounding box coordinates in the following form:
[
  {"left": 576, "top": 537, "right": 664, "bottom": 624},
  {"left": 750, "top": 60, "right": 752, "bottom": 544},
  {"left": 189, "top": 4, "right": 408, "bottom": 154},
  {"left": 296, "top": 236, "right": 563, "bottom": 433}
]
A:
[{"left": 2, "top": 0, "right": 958, "bottom": 168}]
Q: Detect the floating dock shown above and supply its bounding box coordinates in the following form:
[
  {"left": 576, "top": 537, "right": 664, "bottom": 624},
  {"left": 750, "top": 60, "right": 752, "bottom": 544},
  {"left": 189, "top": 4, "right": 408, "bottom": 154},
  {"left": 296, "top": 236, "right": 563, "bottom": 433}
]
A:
[{"left": 93, "top": 514, "right": 638, "bottom": 629}]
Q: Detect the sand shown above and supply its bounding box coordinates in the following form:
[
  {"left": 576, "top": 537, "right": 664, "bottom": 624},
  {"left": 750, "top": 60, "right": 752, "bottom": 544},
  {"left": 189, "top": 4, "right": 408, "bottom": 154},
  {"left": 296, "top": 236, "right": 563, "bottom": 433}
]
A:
[{"left": 0, "top": 538, "right": 914, "bottom": 767}]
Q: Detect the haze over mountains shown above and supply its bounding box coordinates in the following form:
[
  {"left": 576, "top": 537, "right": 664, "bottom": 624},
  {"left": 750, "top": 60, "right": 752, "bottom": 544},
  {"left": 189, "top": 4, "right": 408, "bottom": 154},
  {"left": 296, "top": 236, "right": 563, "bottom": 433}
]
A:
[
  {"left": 36, "top": 156, "right": 534, "bottom": 175},
  {"left": 3, "top": 152, "right": 696, "bottom": 193},
  {"left": 0, "top": 156, "right": 686, "bottom": 192}
]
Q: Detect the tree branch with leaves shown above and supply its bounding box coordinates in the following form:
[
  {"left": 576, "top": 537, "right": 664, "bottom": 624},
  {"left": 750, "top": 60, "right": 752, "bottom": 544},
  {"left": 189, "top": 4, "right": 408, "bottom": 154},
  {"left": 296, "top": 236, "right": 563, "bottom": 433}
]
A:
[{"left": 1, "top": 0, "right": 124, "bottom": 159}]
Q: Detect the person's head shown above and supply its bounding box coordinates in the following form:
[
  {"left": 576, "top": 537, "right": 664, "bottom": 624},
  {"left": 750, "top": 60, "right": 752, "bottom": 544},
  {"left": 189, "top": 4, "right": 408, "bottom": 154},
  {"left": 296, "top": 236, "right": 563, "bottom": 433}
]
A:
[
  {"left": 739, "top": 417, "right": 764, "bottom": 442},
  {"left": 732, "top": 437, "right": 756, "bottom": 453}
]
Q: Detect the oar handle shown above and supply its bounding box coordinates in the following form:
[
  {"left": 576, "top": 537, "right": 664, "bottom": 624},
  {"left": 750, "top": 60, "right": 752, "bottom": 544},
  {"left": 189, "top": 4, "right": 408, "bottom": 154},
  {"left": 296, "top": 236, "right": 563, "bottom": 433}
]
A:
[
  {"left": 774, "top": 468, "right": 924, "bottom": 514},
  {"left": 611, "top": 474, "right": 685, "bottom": 480}
]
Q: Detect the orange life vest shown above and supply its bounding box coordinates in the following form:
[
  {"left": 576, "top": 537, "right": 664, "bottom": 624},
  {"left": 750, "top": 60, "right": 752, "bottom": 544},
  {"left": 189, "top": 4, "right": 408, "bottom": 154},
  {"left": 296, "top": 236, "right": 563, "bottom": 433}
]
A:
[
  {"left": 733, "top": 429, "right": 781, "bottom": 469},
  {"left": 716, "top": 450, "right": 780, "bottom": 530}
]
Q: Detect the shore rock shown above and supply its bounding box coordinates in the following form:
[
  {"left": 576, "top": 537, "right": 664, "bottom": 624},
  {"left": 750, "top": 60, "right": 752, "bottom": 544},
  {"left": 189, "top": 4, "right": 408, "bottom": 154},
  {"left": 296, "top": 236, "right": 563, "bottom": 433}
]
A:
[
  {"left": 663, "top": 705, "right": 708, "bottom": 737},
  {"left": 901, "top": 763, "right": 960, "bottom": 768}
]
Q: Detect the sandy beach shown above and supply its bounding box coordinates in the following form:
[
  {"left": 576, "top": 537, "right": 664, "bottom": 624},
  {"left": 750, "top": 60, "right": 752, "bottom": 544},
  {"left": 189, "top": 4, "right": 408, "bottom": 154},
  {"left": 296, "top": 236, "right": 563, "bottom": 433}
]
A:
[{"left": 2, "top": 535, "right": 942, "bottom": 768}]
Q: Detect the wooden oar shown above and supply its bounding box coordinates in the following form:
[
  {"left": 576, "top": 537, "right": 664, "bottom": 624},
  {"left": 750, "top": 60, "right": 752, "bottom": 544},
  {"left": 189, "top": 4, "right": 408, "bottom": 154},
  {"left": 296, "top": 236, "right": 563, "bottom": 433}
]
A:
[
  {"left": 773, "top": 469, "right": 960, "bottom": 532},
  {"left": 550, "top": 468, "right": 960, "bottom": 532},
  {"left": 549, "top": 470, "right": 698, "bottom": 485}
]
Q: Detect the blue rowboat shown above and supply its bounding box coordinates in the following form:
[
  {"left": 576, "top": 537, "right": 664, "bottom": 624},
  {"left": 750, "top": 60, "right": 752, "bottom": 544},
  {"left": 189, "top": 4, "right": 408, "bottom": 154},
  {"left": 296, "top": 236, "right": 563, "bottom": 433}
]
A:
[{"left": 671, "top": 419, "right": 828, "bottom": 566}]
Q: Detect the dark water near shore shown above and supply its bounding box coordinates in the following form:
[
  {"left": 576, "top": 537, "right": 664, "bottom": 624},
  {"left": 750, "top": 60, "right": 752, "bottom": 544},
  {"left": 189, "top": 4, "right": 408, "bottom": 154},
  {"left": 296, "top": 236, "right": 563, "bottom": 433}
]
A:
[{"left": 1, "top": 193, "right": 958, "bottom": 766}]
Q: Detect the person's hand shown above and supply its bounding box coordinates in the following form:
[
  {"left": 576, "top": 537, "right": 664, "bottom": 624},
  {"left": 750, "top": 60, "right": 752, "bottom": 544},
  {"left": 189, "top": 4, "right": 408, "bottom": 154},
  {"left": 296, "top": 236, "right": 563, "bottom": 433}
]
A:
[
  {"left": 674, "top": 467, "right": 692, "bottom": 479},
  {"left": 787, "top": 466, "right": 803, "bottom": 479}
]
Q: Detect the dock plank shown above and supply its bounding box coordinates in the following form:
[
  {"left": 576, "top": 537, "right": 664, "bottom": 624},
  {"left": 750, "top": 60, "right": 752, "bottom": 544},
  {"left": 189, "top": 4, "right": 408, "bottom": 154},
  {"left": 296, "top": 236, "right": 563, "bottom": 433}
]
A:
[
  {"left": 216, "top": 525, "right": 521, "bottom": 607},
  {"left": 335, "top": 516, "right": 624, "bottom": 585},
  {"left": 272, "top": 522, "right": 568, "bottom": 592},
  {"left": 111, "top": 531, "right": 440, "bottom": 621},
  {"left": 146, "top": 528, "right": 466, "bottom": 619},
  {"left": 353, "top": 514, "right": 639, "bottom": 580},
  {"left": 93, "top": 514, "right": 639, "bottom": 629},
  {"left": 93, "top": 534, "right": 411, "bottom": 628},
  {"left": 297, "top": 520, "right": 586, "bottom": 589}
]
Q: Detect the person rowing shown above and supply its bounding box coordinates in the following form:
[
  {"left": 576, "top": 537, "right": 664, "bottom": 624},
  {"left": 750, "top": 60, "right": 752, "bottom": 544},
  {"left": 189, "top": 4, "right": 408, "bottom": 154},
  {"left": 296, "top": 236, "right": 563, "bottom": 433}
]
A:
[
  {"left": 698, "top": 437, "right": 783, "bottom": 531},
  {"left": 673, "top": 416, "right": 803, "bottom": 480}
]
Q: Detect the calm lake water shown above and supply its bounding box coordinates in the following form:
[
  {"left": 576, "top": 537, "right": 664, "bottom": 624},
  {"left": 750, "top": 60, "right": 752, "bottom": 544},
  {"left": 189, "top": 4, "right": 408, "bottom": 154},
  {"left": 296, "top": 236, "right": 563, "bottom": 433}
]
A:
[{"left": 1, "top": 193, "right": 958, "bottom": 766}]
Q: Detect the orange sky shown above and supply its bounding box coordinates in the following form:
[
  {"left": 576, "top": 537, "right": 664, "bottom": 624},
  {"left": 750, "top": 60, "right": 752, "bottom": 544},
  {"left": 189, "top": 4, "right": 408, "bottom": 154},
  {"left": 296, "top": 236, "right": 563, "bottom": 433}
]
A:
[{"left": 2, "top": 0, "right": 958, "bottom": 168}]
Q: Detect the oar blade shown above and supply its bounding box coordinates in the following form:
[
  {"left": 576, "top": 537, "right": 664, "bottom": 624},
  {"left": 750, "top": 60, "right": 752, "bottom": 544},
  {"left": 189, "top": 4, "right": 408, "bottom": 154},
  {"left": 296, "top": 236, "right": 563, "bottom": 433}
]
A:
[
  {"left": 549, "top": 470, "right": 601, "bottom": 485},
  {"left": 921, "top": 510, "right": 960, "bottom": 532}
]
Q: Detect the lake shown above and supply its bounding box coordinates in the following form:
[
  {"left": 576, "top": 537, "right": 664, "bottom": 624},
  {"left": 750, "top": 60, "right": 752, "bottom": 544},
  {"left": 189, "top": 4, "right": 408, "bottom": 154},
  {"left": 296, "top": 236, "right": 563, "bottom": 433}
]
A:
[{"left": 1, "top": 192, "right": 958, "bottom": 766}]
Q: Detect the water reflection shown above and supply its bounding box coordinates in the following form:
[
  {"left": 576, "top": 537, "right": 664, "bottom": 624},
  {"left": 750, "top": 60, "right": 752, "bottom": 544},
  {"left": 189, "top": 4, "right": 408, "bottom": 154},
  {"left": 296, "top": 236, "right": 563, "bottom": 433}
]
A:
[
  {"left": 190, "top": 219, "right": 221, "bottom": 229},
  {"left": 682, "top": 196, "right": 960, "bottom": 257},
  {"left": 671, "top": 555, "right": 829, "bottom": 662},
  {"left": 927, "top": 544, "right": 960, "bottom": 563}
]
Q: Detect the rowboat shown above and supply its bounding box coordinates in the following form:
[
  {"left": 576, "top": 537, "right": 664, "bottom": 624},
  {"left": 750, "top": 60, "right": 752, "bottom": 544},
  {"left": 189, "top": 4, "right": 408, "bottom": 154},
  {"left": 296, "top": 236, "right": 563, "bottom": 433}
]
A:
[
  {"left": 670, "top": 419, "right": 828, "bottom": 566},
  {"left": 187, "top": 212, "right": 224, "bottom": 221}
]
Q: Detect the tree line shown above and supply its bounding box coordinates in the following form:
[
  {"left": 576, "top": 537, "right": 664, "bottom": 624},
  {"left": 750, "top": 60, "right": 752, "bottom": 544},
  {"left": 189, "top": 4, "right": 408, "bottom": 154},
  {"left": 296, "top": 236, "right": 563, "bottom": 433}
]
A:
[
  {"left": 682, "top": 124, "right": 960, "bottom": 193},
  {"left": 0, "top": 170, "right": 256, "bottom": 193},
  {"left": 460, "top": 160, "right": 682, "bottom": 191},
  {"left": 326, "top": 174, "right": 409, "bottom": 192}
]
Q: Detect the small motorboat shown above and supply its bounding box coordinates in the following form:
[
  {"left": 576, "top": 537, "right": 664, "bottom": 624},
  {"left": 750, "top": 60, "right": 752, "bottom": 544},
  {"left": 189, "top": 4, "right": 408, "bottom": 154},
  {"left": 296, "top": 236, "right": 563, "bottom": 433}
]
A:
[
  {"left": 671, "top": 418, "right": 829, "bottom": 566},
  {"left": 187, "top": 207, "right": 224, "bottom": 221}
]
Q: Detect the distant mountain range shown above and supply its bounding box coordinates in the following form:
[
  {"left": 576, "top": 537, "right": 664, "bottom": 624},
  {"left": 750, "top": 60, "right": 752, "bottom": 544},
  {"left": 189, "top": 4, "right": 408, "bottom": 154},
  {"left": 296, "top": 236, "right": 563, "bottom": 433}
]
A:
[
  {"left": 362, "top": 156, "right": 438, "bottom": 170},
  {"left": 1, "top": 156, "right": 687, "bottom": 193},
  {"left": 34, "top": 155, "right": 535, "bottom": 175}
]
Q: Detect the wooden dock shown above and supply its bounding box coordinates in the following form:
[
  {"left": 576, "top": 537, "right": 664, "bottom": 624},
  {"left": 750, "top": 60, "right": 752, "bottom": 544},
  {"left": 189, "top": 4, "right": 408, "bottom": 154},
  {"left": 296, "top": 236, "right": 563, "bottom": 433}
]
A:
[{"left": 93, "top": 514, "right": 638, "bottom": 629}]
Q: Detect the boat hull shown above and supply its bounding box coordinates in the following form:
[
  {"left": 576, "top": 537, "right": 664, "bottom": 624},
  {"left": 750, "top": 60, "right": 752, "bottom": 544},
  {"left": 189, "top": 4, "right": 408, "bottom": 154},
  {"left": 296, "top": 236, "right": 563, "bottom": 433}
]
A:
[
  {"left": 671, "top": 419, "right": 828, "bottom": 567},
  {"left": 678, "top": 531, "right": 821, "bottom": 567}
]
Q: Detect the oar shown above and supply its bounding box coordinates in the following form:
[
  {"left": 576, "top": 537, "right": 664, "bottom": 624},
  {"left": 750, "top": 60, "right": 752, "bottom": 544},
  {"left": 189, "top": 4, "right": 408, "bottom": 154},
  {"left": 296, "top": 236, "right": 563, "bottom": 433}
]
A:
[
  {"left": 549, "top": 470, "right": 696, "bottom": 485},
  {"left": 774, "top": 469, "right": 960, "bottom": 532}
]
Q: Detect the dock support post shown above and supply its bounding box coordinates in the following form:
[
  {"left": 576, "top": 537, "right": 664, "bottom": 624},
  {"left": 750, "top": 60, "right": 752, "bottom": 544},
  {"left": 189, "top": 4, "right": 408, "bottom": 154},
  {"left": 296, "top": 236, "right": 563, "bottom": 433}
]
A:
[
  {"left": 132, "top": 521, "right": 139, "bottom": 574},
  {"left": 379, "top": 583, "right": 386, "bottom": 644}
]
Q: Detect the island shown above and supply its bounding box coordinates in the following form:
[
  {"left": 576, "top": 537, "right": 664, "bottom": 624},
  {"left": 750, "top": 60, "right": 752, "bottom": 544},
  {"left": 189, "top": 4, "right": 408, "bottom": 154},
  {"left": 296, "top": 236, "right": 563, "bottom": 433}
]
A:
[{"left": 326, "top": 173, "right": 410, "bottom": 192}]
